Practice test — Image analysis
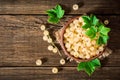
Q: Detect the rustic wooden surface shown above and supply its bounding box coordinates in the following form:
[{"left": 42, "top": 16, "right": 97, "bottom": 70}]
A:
[{"left": 0, "top": 0, "right": 120, "bottom": 80}]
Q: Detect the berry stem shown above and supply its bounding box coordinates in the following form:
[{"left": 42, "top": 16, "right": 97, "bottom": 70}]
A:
[{"left": 48, "top": 35, "right": 62, "bottom": 56}]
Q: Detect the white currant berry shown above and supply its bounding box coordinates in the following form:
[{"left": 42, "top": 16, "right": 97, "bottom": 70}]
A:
[
  {"left": 48, "top": 38, "right": 53, "bottom": 43},
  {"left": 36, "top": 59, "right": 42, "bottom": 66},
  {"left": 48, "top": 45, "right": 54, "bottom": 51},
  {"left": 73, "top": 52, "right": 79, "bottom": 58},
  {"left": 52, "top": 48, "right": 58, "bottom": 53},
  {"left": 78, "top": 17, "right": 84, "bottom": 22},
  {"left": 73, "top": 19, "right": 78, "bottom": 24},
  {"left": 67, "top": 48, "right": 71, "bottom": 52},
  {"left": 104, "top": 20, "right": 109, "bottom": 25},
  {"left": 40, "top": 25, "right": 46, "bottom": 30},
  {"left": 43, "top": 30, "right": 49, "bottom": 36},
  {"left": 91, "top": 40, "right": 96, "bottom": 45},
  {"left": 96, "top": 50, "right": 99, "bottom": 55},
  {"left": 86, "top": 42, "right": 91, "bottom": 47},
  {"left": 60, "top": 58, "right": 66, "bottom": 65},
  {"left": 43, "top": 35, "right": 48, "bottom": 41},
  {"left": 99, "top": 46, "right": 104, "bottom": 51},
  {"left": 79, "top": 54, "right": 84, "bottom": 58},
  {"left": 70, "top": 23, "right": 74, "bottom": 27},
  {"left": 73, "top": 4, "right": 79, "bottom": 10},
  {"left": 65, "top": 43, "right": 71, "bottom": 49},
  {"left": 85, "top": 54, "right": 90, "bottom": 59},
  {"left": 90, "top": 47, "right": 94, "bottom": 51},
  {"left": 64, "top": 33, "right": 68, "bottom": 38},
  {"left": 52, "top": 67, "right": 58, "bottom": 74},
  {"left": 65, "top": 28, "right": 70, "bottom": 33}
]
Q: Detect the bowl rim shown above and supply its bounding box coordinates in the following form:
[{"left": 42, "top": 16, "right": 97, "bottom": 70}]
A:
[{"left": 59, "top": 16, "right": 105, "bottom": 62}]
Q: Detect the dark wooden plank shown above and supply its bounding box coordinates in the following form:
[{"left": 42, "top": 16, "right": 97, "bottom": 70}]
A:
[
  {"left": 0, "top": 0, "right": 120, "bottom": 14},
  {"left": 0, "top": 15, "right": 120, "bottom": 67},
  {"left": 0, "top": 67, "right": 120, "bottom": 80}
]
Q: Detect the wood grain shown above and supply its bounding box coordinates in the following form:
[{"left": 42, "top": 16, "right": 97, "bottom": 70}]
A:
[
  {"left": 0, "top": 0, "right": 120, "bottom": 14},
  {"left": 0, "top": 0, "right": 120, "bottom": 80},
  {"left": 0, "top": 67, "right": 120, "bottom": 80},
  {"left": 0, "top": 15, "right": 120, "bottom": 67}
]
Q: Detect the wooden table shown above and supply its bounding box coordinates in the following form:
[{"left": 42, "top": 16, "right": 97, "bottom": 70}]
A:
[{"left": 0, "top": 0, "right": 120, "bottom": 80}]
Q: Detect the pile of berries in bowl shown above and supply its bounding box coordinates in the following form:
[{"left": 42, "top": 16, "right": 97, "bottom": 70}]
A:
[{"left": 59, "top": 15, "right": 110, "bottom": 62}]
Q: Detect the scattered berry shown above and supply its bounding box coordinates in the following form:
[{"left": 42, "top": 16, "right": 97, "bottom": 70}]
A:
[
  {"left": 52, "top": 48, "right": 58, "bottom": 53},
  {"left": 104, "top": 20, "right": 109, "bottom": 25},
  {"left": 48, "top": 38, "right": 53, "bottom": 43},
  {"left": 40, "top": 25, "right": 46, "bottom": 31},
  {"left": 73, "top": 4, "right": 79, "bottom": 10},
  {"left": 43, "top": 35, "right": 48, "bottom": 41},
  {"left": 60, "top": 58, "right": 66, "bottom": 65},
  {"left": 52, "top": 67, "right": 58, "bottom": 74},
  {"left": 48, "top": 45, "right": 54, "bottom": 51},
  {"left": 36, "top": 59, "right": 42, "bottom": 66},
  {"left": 43, "top": 30, "right": 49, "bottom": 36}
]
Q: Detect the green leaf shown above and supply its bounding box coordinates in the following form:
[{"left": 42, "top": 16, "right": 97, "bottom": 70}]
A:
[
  {"left": 85, "top": 26, "right": 97, "bottom": 39},
  {"left": 47, "top": 10, "right": 56, "bottom": 17},
  {"left": 90, "top": 14, "right": 99, "bottom": 25},
  {"left": 91, "top": 58, "right": 101, "bottom": 67},
  {"left": 97, "top": 36, "right": 103, "bottom": 45},
  {"left": 82, "top": 24, "right": 91, "bottom": 29},
  {"left": 97, "top": 24, "right": 110, "bottom": 45},
  {"left": 98, "top": 25, "right": 111, "bottom": 35},
  {"left": 77, "top": 58, "right": 101, "bottom": 76},
  {"left": 97, "top": 35, "right": 109, "bottom": 45},
  {"left": 46, "top": 4, "right": 65, "bottom": 24},
  {"left": 92, "top": 26, "right": 97, "bottom": 32},
  {"left": 82, "top": 16, "right": 90, "bottom": 24},
  {"left": 81, "top": 14, "right": 111, "bottom": 46},
  {"left": 48, "top": 17, "right": 60, "bottom": 24},
  {"left": 84, "top": 62, "right": 95, "bottom": 76},
  {"left": 77, "top": 62, "right": 86, "bottom": 71},
  {"left": 55, "top": 5, "right": 64, "bottom": 18},
  {"left": 47, "top": 9, "right": 56, "bottom": 14},
  {"left": 96, "top": 22, "right": 102, "bottom": 27},
  {"left": 101, "top": 35, "right": 109, "bottom": 44}
]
